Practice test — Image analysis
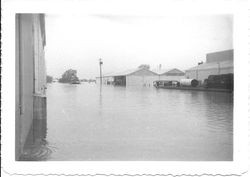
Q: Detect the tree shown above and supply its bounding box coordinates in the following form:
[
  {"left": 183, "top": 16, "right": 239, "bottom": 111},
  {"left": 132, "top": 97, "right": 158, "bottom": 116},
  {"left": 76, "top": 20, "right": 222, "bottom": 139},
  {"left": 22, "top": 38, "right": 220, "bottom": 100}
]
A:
[
  {"left": 59, "top": 69, "right": 79, "bottom": 83},
  {"left": 46, "top": 75, "right": 53, "bottom": 83},
  {"left": 138, "top": 64, "right": 150, "bottom": 70}
]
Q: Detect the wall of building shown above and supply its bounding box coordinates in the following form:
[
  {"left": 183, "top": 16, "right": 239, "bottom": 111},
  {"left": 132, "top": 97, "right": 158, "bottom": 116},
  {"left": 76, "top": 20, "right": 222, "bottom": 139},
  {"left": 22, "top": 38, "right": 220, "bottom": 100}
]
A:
[
  {"left": 153, "top": 68, "right": 185, "bottom": 81},
  {"left": 185, "top": 50, "right": 234, "bottom": 84},
  {"left": 33, "top": 15, "right": 47, "bottom": 144},
  {"left": 185, "top": 66, "right": 233, "bottom": 83},
  {"left": 126, "top": 76, "right": 157, "bottom": 87},
  {"left": 33, "top": 15, "right": 46, "bottom": 95},
  {"left": 96, "top": 76, "right": 114, "bottom": 85},
  {"left": 126, "top": 69, "right": 158, "bottom": 87},
  {"left": 15, "top": 14, "right": 46, "bottom": 160},
  {"left": 206, "top": 49, "right": 233, "bottom": 63},
  {"left": 97, "top": 69, "right": 159, "bottom": 87},
  {"left": 15, "top": 14, "right": 22, "bottom": 160},
  {"left": 16, "top": 14, "right": 35, "bottom": 160}
]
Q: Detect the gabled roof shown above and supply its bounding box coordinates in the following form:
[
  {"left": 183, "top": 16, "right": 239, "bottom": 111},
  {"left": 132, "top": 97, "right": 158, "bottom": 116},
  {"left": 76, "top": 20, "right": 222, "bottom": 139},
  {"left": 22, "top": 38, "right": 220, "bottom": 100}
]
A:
[
  {"left": 99, "top": 68, "right": 158, "bottom": 77},
  {"left": 186, "top": 60, "right": 233, "bottom": 71},
  {"left": 152, "top": 68, "right": 184, "bottom": 75}
]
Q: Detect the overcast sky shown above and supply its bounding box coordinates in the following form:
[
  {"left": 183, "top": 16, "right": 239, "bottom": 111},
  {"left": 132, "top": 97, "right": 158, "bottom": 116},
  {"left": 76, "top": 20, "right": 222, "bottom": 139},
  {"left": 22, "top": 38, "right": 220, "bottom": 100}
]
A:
[{"left": 45, "top": 14, "right": 232, "bottom": 79}]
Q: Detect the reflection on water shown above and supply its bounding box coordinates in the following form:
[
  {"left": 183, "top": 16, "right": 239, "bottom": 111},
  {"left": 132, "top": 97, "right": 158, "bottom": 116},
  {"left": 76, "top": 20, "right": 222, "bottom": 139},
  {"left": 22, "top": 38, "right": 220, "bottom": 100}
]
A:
[
  {"left": 39, "top": 83, "right": 232, "bottom": 161},
  {"left": 20, "top": 118, "right": 54, "bottom": 161}
]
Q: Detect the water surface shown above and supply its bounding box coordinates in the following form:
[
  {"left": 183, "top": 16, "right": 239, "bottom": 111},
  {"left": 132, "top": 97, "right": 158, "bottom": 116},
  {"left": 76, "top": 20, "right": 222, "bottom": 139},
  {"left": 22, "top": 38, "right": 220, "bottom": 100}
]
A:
[{"left": 45, "top": 83, "right": 233, "bottom": 160}]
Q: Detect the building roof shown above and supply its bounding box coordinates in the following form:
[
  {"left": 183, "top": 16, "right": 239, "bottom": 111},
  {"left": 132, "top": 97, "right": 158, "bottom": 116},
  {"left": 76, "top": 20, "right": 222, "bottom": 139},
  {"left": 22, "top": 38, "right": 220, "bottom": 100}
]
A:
[
  {"left": 98, "top": 68, "right": 158, "bottom": 78},
  {"left": 152, "top": 68, "right": 184, "bottom": 75},
  {"left": 186, "top": 60, "right": 233, "bottom": 71}
]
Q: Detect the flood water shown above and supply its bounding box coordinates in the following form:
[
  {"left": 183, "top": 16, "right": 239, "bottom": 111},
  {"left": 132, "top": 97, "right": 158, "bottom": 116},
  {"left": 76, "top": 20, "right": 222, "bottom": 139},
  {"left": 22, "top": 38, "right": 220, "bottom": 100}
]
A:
[{"left": 42, "top": 82, "right": 233, "bottom": 161}]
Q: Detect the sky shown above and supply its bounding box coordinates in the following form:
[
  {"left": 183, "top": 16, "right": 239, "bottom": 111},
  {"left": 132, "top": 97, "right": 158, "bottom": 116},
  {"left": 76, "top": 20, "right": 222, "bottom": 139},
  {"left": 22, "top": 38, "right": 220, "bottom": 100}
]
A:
[{"left": 45, "top": 14, "right": 232, "bottom": 79}]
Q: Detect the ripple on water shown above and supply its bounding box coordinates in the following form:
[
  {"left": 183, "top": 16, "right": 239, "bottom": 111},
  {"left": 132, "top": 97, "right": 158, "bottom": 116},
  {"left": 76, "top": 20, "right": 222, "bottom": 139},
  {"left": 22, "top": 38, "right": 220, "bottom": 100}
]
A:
[{"left": 20, "top": 139, "right": 55, "bottom": 161}]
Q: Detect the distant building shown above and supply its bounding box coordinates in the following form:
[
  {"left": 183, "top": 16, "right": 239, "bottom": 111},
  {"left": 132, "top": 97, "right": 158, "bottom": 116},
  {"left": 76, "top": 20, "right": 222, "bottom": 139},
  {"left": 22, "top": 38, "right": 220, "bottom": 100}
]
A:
[
  {"left": 185, "top": 49, "right": 234, "bottom": 83},
  {"left": 96, "top": 68, "right": 158, "bottom": 87},
  {"left": 16, "top": 14, "right": 47, "bottom": 160},
  {"left": 152, "top": 68, "right": 185, "bottom": 81}
]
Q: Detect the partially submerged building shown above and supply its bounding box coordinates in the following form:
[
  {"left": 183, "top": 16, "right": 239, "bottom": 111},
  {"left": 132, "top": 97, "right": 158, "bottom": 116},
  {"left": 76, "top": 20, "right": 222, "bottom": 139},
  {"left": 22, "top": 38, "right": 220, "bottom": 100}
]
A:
[
  {"left": 16, "top": 14, "right": 47, "bottom": 160},
  {"left": 152, "top": 68, "right": 185, "bottom": 81},
  {"left": 96, "top": 68, "right": 158, "bottom": 87},
  {"left": 185, "top": 49, "right": 234, "bottom": 83}
]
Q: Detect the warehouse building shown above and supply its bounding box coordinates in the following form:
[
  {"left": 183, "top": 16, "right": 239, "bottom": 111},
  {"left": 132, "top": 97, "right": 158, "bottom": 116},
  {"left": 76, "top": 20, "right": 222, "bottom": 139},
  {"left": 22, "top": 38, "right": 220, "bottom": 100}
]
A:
[
  {"left": 96, "top": 68, "right": 158, "bottom": 87},
  {"left": 185, "top": 49, "right": 234, "bottom": 84},
  {"left": 152, "top": 68, "right": 185, "bottom": 81}
]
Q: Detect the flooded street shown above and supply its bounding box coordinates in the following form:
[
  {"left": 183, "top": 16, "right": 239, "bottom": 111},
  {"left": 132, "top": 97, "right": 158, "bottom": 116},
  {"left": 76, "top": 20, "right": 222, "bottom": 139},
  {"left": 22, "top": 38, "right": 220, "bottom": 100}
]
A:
[{"left": 45, "top": 83, "right": 233, "bottom": 161}]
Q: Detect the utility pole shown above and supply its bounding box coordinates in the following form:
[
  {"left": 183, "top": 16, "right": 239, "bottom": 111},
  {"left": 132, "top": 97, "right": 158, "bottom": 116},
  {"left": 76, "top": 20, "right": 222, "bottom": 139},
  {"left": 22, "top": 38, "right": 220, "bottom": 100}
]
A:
[
  {"left": 218, "top": 62, "right": 220, "bottom": 75},
  {"left": 99, "top": 58, "right": 103, "bottom": 85}
]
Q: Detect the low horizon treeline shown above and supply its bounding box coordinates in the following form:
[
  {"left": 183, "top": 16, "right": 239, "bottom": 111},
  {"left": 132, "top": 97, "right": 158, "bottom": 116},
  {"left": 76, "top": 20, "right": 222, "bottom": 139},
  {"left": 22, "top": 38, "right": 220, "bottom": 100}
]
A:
[{"left": 47, "top": 69, "right": 96, "bottom": 83}]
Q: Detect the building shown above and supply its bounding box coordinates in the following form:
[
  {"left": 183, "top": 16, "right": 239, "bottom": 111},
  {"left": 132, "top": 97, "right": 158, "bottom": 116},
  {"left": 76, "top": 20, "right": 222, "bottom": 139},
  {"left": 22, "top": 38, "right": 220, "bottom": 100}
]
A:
[
  {"left": 152, "top": 68, "right": 185, "bottom": 81},
  {"left": 185, "top": 49, "right": 234, "bottom": 84},
  {"left": 16, "top": 14, "right": 47, "bottom": 160},
  {"left": 96, "top": 68, "right": 158, "bottom": 87}
]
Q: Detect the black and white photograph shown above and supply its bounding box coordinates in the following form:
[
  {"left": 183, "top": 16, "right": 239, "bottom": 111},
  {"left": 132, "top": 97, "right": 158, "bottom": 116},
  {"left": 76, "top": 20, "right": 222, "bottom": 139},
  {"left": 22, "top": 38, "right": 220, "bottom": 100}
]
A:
[
  {"left": 15, "top": 13, "right": 234, "bottom": 161},
  {"left": 1, "top": 0, "right": 250, "bottom": 176}
]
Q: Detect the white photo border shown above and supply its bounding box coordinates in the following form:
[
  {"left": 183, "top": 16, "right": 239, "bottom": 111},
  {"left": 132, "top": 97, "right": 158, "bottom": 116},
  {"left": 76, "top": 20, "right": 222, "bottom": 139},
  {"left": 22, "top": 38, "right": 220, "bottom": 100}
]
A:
[{"left": 1, "top": 0, "right": 250, "bottom": 176}]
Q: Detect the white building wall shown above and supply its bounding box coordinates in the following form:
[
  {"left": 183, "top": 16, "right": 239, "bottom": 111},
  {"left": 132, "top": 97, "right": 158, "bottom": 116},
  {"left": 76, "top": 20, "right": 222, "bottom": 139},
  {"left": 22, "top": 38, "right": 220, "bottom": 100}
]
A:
[
  {"left": 16, "top": 14, "right": 35, "bottom": 159},
  {"left": 16, "top": 14, "right": 47, "bottom": 160},
  {"left": 144, "top": 76, "right": 158, "bottom": 86},
  {"left": 126, "top": 75, "right": 158, "bottom": 87},
  {"left": 126, "top": 76, "right": 143, "bottom": 86},
  {"left": 185, "top": 67, "right": 233, "bottom": 83}
]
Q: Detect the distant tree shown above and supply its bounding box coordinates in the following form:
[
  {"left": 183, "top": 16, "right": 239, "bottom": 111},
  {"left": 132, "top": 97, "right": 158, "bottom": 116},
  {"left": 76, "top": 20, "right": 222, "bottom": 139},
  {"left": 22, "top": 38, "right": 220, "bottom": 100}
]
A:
[
  {"left": 138, "top": 64, "right": 150, "bottom": 70},
  {"left": 59, "top": 69, "right": 79, "bottom": 83},
  {"left": 46, "top": 75, "right": 53, "bottom": 83}
]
